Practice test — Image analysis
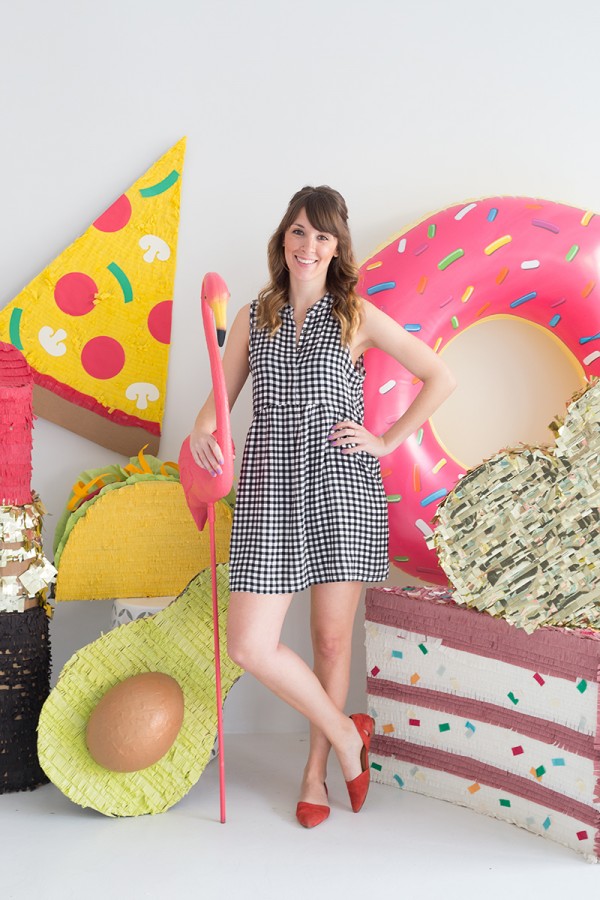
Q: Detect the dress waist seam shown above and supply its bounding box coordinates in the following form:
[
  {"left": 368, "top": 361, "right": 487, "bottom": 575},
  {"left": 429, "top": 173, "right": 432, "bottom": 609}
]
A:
[{"left": 253, "top": 401, "right": 359, "bottom": 413}]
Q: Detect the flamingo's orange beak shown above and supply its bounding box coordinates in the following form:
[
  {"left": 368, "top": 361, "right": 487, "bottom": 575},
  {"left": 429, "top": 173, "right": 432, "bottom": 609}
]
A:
[{"left": 202, "top": 272, "right": 230, "bottom": 347}]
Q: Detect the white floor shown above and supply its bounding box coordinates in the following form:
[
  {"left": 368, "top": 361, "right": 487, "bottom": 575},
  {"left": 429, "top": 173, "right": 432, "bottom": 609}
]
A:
[{"left": 2, "top": 733, "right": 597, "bottom": 900}]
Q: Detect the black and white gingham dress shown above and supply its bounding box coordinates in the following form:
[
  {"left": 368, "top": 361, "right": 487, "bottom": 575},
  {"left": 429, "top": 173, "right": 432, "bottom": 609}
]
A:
[{"left": 229, "top": 292, "right": 389, "bottom": 594}]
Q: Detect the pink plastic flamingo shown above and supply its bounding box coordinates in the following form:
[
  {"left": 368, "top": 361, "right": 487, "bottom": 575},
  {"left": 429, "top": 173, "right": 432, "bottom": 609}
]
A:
[{"left": 179, "top": 272, "right": 234, "bottom": 824}]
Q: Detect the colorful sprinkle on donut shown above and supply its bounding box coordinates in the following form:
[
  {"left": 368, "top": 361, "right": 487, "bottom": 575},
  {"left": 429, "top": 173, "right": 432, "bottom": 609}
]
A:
[
  {"left": 580, "top": 332, "right": 600, "bottom": 345},
  {"left": 421, "top": 489, "right": 448, "bottom": 507},
  {"left": 367, "top": 281, "right": 396, "bottom": 295},
  {"left": 510, "top": 292, "right": 537, "bottom": 308},
  {"left": 438, "top": 249, "right": 464, "bottom": 270},
  {"left": 566, "top": 245, "right": 580, "bottom": 262},
  {"left": 484, "top": 236, "right": 512, "bottom": 255},
  {"left": 455, "top": 203, "right": 477, "bottom": 221},
  {"left": 532, "top": 219, "right": 560, "bottom": 234}
]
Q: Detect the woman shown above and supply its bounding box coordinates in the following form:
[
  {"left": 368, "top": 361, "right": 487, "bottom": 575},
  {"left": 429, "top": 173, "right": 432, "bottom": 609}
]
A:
[{"left": 190, "top": 186, "right": 455, "bottom": 827}]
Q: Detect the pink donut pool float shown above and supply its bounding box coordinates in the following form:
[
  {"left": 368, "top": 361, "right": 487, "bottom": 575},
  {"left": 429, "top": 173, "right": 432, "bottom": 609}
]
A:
[{"left": 359, "top": 196, "right": 600, "bottom": 584}]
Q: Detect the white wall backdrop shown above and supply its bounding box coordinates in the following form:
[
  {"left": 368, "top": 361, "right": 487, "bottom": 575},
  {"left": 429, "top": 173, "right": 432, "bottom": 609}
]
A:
[{"left": 1, "top": 0, "right": 598, "bottom": 732}]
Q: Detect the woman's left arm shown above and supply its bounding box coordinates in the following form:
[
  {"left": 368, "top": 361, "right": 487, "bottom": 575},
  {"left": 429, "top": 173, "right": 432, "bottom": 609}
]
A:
[{"left": 333, "top": 300, "right": 457, "bottom": 458}]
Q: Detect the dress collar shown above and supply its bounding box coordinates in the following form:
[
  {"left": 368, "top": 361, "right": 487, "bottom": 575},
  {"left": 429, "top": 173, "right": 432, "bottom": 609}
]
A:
[{"left": 283, "top": 292, "right": 333, "bottom": 315}]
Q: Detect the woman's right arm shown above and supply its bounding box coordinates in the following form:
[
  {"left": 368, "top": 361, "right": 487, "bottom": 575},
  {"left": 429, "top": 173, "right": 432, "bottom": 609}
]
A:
[{"left": 189, "top": 302, "right": 251, "bottom": 472}]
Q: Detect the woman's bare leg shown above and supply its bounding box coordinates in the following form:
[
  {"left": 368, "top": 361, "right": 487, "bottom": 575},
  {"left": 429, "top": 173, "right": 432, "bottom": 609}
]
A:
[
  {"left": 299, "top": 581, "right": 363, "bottom": 806},
  {"left": 227, "top": 590, "right": 364, "bottom": 786}
]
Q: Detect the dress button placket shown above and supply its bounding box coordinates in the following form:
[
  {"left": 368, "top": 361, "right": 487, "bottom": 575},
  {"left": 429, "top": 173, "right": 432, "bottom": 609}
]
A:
[{"left": 294, "top": 307, "right": 311, "bottom": 402}]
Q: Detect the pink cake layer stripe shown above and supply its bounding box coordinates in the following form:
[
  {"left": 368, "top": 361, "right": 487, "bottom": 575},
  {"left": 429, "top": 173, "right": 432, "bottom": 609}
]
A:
[
  {"left": 368, "top": 677, "right": 595, "bottom": 758},
  {"left": 372, "top": 733, "right": 600, "bottom": 829},
  {"left": 366, "top": 587, "right": 600, "bottom": 681}
]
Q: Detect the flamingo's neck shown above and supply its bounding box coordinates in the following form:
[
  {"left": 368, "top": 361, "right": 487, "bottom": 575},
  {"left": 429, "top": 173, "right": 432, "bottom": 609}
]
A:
[{"left": 202, "top": 300, "right": 231, "bottom": 449}]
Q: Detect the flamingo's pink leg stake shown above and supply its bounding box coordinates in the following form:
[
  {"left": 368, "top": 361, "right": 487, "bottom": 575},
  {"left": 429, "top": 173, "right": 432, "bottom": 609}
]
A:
[{"left": 179, "top": 273, "right": 234, "bottom": 824}]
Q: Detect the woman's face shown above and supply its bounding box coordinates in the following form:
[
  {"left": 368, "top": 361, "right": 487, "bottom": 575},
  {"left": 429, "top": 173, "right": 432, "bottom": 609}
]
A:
[{"left": 283, "top": 208, "right": 338, "bottom": 288}]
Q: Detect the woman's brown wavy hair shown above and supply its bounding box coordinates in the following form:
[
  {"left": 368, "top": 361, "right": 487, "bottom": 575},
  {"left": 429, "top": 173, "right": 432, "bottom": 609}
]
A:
[{"left": 256, "top": 185, "right": 363, "bottom": 347}]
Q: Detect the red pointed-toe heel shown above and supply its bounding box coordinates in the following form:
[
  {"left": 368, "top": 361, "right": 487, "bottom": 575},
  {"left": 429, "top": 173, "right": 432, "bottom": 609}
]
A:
[
  {"left": 345, "top": 714, "right": 375, "bottom": 813},
  {"left": 296, "top": 784, "right": 330, "bottom": 829}
]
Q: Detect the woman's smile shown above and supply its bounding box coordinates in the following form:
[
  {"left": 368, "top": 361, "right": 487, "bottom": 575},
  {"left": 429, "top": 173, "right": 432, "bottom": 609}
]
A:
[{"left": 283, "top": 208, "right": 338, "bottom": 284}]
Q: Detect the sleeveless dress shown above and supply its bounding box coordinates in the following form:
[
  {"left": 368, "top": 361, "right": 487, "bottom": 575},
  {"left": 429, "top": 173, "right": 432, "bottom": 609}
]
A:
[{"left": 228, "top": 292, "right": 389, "bottom": 594}]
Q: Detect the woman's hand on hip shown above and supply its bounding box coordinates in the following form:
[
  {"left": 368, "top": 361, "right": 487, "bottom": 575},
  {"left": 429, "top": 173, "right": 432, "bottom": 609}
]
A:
[{"left": 328, "top": 421, "right": 388, "bottom": 458}]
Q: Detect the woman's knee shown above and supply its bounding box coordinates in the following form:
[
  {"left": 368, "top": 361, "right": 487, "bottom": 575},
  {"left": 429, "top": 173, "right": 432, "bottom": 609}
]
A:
[
  {"left": 226, "top": 631, "right": 257, "bottom": 670},
  {"left": 227, "top": 590, "right": 291, "bottom": 671},
  {"left": 311, "top": 628, "right": 351, "bottom": 665},
  {"left": 227, "top": 622, "right": 275, "bottom": 672}
]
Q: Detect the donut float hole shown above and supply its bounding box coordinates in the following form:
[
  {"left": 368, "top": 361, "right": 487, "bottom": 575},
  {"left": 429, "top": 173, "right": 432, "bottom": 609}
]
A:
[{"left": 430, "top": 317, "right": 584, "bottom": 470}]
